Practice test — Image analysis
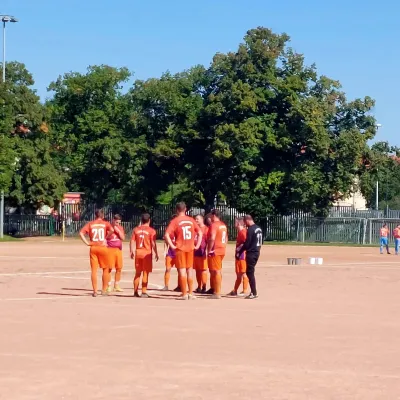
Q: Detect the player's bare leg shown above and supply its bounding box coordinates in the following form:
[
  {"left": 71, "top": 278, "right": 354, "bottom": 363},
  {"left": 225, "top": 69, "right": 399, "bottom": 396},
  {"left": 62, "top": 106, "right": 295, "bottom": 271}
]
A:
[
  {"left": 114, "top": 268, "right": 123, "bottom": 292},
  {"left": 133, "top": 271, "right": 141, "bottom": 297},
  {"left": 195, "top": 269, "right": 202, "bottom": 292},
  {"left": 163, "top": 267, "right": 171, "bottom": 291}
]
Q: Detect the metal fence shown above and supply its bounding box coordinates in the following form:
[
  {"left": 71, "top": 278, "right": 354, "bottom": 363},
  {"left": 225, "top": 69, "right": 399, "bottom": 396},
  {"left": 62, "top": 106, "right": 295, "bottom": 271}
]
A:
[{"left": 4, "top": 211, "right": 400, "bottom": 245}]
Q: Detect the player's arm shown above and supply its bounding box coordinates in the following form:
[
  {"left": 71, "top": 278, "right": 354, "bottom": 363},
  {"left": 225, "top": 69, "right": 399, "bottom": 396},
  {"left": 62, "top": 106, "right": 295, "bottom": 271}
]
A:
[
  {"left": 207, "top": 226, "right": 216, "bottom": 255},
  {"left": 152, "top": 234, "right": 159, "bottom": 262},
  {"left": 163, "top": 242, "right": 169, "bottom": 258},
  {"left": 164, "top": 232, "right": 176, "bottom": 250},
  {"left": 79, "top": 225, "right": 90, "bottom": 246},
  {"left": 129, "top": 232, "right": 136, "bottom": 259},
  {"left": 114, "top": 225, "right": 125, "bottom": 241},
  {"left": 194, "top": 225, "right": 202, "bottom": 251},
  {"left": 238, "top": 229, "right": 252, "bottom": 255}
]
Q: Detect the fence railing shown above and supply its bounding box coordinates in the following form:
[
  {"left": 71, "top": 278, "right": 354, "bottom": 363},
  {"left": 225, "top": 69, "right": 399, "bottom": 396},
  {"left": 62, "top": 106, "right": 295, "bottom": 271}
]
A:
[{"left": 4, "top": 213, "right": 400, "bottom": 245}]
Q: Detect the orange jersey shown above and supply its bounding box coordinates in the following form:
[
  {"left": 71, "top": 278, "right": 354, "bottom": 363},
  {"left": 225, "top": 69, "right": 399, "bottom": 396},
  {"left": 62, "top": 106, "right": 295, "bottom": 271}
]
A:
[
  {"left": 166, "top": 215, "right": 199, "bottom": 252},
  {"left": 194, "top": 225, "right": 208, "bottom": 258},
  {"left": 380, "top": 227, "right": 389, "bottom": 237},
  {"left": 80, "top": 218, "right": 113, "bottom": 246},
  {"left": 132, "top": 225, "right": 156, "bottom": 257},
  {"left": 209, "top": 221, "right": 228, "bottom": 256},
  {"left": 236, "top": 228, "right": 247, "bottom": 260}
]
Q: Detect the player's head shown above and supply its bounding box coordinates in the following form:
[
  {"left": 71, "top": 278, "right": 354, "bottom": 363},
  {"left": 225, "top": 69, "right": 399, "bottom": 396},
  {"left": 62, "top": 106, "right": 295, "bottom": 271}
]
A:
[
  {"left": 204, "top": 214, "right": 212, "bottom": 227},
  {"left": 211, "top": 209, "right": 221, "bottom": 222},
  {"left": 113, "top": 214, "right": 122, "bottom": 225},
  {"left": 383, "top": 223, "right": 387, "bottom": 228},
  {"left": 141, "top": 213, "right": 151, "bottom": 225},
  {"left": 243, "top": 214, "right": 254, "bottom": 227},
  {"left": 195, "top": 214, "right": 204, "bottom": 226},
  {"left": 176, "top": 202, "right": 187, "bottom": 214},
  {"left": 95, "top": 209, "right": 104, "bottom": 219},
  {"left": 235, "top": 217, "right": 245, "bottom": 229}
]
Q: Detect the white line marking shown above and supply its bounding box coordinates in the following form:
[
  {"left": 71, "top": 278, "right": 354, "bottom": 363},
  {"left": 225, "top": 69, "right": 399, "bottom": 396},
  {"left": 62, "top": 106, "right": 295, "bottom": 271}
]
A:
[
  {"left": 0, "top": 270, "right": 88, "bottom": 277},
  {"left": 0, "top": 296, "right": 86, "bottom": 301}
]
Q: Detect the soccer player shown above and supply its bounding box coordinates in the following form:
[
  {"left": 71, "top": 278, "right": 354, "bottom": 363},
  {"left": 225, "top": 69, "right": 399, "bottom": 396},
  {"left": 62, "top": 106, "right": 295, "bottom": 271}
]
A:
[
  {"left": 393, "top": 224, "right": 400, "bottom": 255},
  {"left": 130, "top": 213, "right": 159, "bottom": 298},
  {"left": 204, "top": 214, "right": 214, "bottom": 294},
  {"left": 162, "top": 215, "right": 180, "bottom": 291},
  {"left": 228, "top": 217, "right": 249, "bottom": 296},
  {"left": 380, "top": 223, "right": 390, "bottom": 255},
  {"left": 238, "top": 215, "right": 262, "bottom": 299},
  {"left": 165, "top": 202, "right": 202, "bottom": 300},
  {"left": 79, "top": 209, "right": 115, "bottom": 297},
  {"left": 207, "top": 209, "right": 228, "bottom": 299},
  {"left": 194, "top": 214, "right": 209, "bottom": 293},
  {"left": 106, "top": 214, "right": 125, "bottom": 293}
]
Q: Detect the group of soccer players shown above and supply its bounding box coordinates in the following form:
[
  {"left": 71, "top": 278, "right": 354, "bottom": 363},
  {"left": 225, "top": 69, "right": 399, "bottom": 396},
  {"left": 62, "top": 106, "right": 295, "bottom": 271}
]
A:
[
  {"left": 379, "top": 223, "right": 400, "bottom": 255},
  {"left": 79, "top": 202, "right": 262, "bottom": 300}
]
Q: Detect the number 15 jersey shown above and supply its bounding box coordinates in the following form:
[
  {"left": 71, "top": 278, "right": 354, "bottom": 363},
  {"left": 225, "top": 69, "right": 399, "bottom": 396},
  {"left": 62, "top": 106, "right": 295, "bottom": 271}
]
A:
[{"left": 166, "top": 215, "right": 200, "bottom": 253}]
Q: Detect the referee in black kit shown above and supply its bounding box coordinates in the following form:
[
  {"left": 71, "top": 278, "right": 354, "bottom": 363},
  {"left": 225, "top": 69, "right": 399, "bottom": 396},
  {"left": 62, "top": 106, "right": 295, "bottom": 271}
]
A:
[{"left": 237, "top": 215, "right": 262, "bottom": 299}]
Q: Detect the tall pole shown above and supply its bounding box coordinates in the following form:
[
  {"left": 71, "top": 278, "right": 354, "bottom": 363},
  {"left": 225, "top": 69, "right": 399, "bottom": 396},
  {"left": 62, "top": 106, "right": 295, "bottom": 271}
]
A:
[
  {"left": 376, "top": 178, "right": 379, "bottom": 211},
  {"left": 0, "top": 21, "right": 5, "bottom": 238}
]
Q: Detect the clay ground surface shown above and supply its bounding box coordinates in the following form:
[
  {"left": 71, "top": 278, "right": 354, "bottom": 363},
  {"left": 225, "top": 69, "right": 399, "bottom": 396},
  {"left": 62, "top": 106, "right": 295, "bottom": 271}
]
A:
[{"left": 1, "top": 239, "right": 400, "bottom": 399}]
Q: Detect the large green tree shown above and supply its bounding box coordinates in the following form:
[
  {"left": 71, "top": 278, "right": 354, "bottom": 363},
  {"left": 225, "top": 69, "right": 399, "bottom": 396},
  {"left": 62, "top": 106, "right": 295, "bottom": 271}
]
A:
[
  {"left": 1, "top": 62, "right": 66, "bottom": 210},
  {"left": 184, "top": 28, "right": 376, "bottom": 216}
]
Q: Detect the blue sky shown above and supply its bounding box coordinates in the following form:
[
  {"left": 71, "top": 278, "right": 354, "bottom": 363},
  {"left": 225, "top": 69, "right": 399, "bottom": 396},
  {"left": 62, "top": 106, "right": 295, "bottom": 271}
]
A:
[{"left": 2, "top": 0, "right": 399, "bottom": 145}]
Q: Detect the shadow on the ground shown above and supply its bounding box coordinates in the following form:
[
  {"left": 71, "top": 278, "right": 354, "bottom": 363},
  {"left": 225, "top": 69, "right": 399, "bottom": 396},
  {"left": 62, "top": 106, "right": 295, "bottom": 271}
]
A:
[{"left": 37, "top": 291, "right": 89, "bottom": 297}]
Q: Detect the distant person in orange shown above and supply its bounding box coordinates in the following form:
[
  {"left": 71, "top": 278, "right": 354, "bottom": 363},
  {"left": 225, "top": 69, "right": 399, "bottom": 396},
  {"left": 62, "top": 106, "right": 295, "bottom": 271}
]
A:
[
  {"left": 207, "top": 209, "right": 228, "bottom": 299},
  {"left": 228, "top": 217, "right": 249, "bottom": 296},
  {"left": 393, "top": 224, "right": 400, "bottom": 256},
  {"left": 79, "top": 209, "right": 115, "bottom": 297},
  {"left": 106, "top": 214, "right": 125, "bottom": 293},
  {"left": 380, "top": 223, "right": 390, "bottom": 255},
  {"left": 194, "top": 214, "right": 209, "bottom": 293},
  {"left": 165, "top": 202, "right": 202, "bottom": 300},
  {"left": 130, "top": 213, "right": 158, "bottom": 298},
  {"left": 162, "top": 214, "right": 180, "bottom": 291}
]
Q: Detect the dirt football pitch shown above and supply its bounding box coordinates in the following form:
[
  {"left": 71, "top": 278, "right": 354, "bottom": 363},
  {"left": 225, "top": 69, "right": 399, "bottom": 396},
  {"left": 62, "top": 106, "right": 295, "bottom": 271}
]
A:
[{"left": 1, "top": 239, "right": 400, "bottom": 399}]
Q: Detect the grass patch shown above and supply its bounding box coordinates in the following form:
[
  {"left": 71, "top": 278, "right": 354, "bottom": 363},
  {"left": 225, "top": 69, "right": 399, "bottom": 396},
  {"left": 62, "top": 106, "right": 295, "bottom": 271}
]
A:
[
  {"left": 0, "top": 235, "right": 22, "bottom": 242},
  {"left": 264, "top": 241, "right": 378, "bottom": 248}
]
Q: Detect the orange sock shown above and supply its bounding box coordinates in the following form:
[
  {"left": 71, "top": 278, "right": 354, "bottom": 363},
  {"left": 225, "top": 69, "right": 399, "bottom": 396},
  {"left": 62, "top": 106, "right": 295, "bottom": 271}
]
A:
[
  {"left": 115, "top": 269, "right": 122, "bottom": 284},
  {"left": 102, "top": 268, "right": 111, "bottom": 292},
  {"left": 91, "top": 267, "right": 98, "bottom": 293},
  {"left": 134, "top": 272, "right": 141, "bottom": 293},
  {"left": 196, "top": 270, "right": 202, "bottom": 288},
  {"left": 242, "top": 275, "right": 249, "bottom": 293},
  {"left": 214, "top": 273, "right": 222, "bottom": 295},
  {"left": 164, "top": 269, "right": 170, "bottom": 287},
  {"left": 209, "top": 275, "right": 213, "bottom": 290},
  {"left": 142, "top": 271, "right": 149, "bottom": 294},
  {"left": 179, "top": 275, "right": 188, "bottom": 296},
  {"left": 201, "top": 271, "right": 207, "bottom": 288}
]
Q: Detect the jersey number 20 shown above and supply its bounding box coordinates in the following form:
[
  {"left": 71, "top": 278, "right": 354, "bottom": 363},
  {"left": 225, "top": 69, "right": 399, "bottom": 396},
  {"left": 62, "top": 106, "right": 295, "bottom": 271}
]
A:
[{"left": 92, "top": 228, "right": 105, "bottom": 242}]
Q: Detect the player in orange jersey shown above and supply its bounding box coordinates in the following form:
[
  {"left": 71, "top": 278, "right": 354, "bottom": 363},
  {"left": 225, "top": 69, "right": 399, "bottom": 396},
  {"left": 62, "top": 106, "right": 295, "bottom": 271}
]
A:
[
  {"left": 394, "top": 224, "right": 400, "bottom": 256},
  {"left": 228, "top": 217, "right": 249, "bottom": 296},
  {"left": 194, "top": 214, "right": 209, "bottom": 293},
  {"left": 207, "top": 209, "right": 228, "bottom": 299},
  {"left": 130, "top": 213, "right": 159, "bottom": 298},
  {"left": 380, "top": 223, "right": 390, "bottom": 254},
  {"left": 106, "top": 214, "right": 125, "bottom": 293},
  {"left": 165, "top": 202, "right": 202, "bottom": 300},
  {"left": 162, "top": 214, "right": 180, "bottom": 291},
  {"left": 79, "top": 209, "right": 115, "bottom": 297}
]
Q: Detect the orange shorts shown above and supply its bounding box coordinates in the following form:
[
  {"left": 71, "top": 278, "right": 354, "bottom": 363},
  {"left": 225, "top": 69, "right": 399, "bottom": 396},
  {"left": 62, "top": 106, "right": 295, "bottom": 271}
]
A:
[
  {"left": 135, "top": 253, "right": 153, "bottom": 273},
  {"left": 235, "top": 259, "right": 246, "bottom": 274},
  {"left": 208, "top": 255, "right": 224, "bottom": 271},
  {"left": 90, "top": 246, "right": 110, "bottom": 270},
  {"left": 194, "top": 256, "right": 208, "bottom": 271},
  {"left": 175, "top": 250, "right": 194, "bottom": 269},
  {"left": 165, "top": 256, "right": 175, "bottom": 269},
  {"left": 108, "top": 248, "right": 123, "bottom": 270}
]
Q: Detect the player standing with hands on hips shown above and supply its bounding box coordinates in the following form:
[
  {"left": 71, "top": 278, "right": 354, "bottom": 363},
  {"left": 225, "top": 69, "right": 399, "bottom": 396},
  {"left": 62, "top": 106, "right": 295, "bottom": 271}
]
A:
[{"left": 238, "top": 215, "right": 262, "bottom": 299}]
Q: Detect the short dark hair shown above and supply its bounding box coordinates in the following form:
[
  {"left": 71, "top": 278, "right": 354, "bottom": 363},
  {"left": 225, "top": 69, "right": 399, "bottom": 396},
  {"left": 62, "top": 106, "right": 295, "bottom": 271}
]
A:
[
  {"left": 204, "top": 214, "right": 212, "bottom": 226},
  {"left": 141, "top": 213, "right": 151, "bottom": 224},
  {"left": 113, "top": 214, "right": 122, "bottom": 221},
  {"left": 95, "top": 209, "right": 104, "bottom": 219},
  {"left": 244, "top": 214, "right": 254, "bottom": 222},
  {"left": 211, "top": 209, "right": 221, "bottom": 218},
  {"left": 176, "top": 202, "right": 187, "bottom": 212},
  {"left": 235, "top": 217, "right": 245, "bottom": 225},
  {"left": 195, "top": 214, "right": 204, "bottom": 220}
]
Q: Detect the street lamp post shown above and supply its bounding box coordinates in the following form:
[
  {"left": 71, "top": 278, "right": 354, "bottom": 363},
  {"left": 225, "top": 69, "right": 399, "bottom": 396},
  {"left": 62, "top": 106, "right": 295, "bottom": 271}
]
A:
[{"left": 0, "top": 14, "right": 18, "bottom": 239}]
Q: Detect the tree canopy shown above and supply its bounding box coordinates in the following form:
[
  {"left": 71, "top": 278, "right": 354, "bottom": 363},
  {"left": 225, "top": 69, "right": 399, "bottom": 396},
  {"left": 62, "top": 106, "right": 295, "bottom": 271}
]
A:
[{"left": 1, "top": 27, "right": 391, "bottom": 215}]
